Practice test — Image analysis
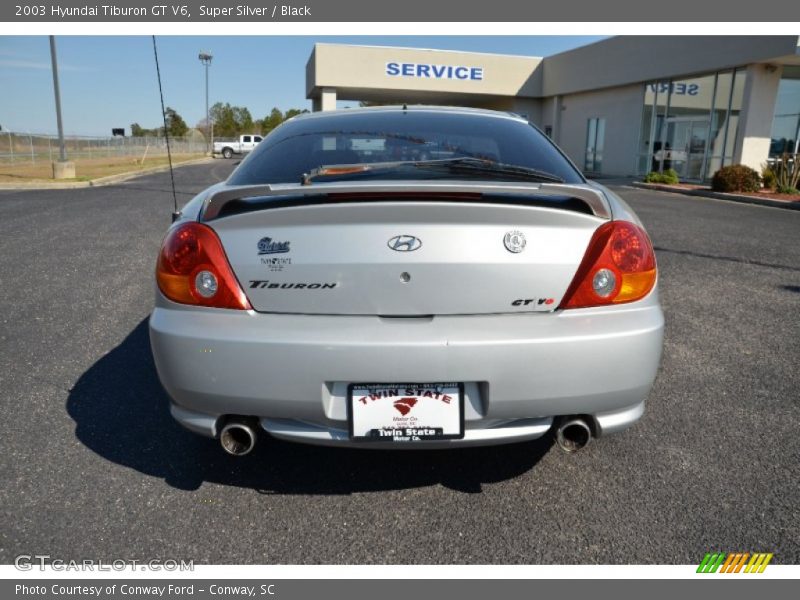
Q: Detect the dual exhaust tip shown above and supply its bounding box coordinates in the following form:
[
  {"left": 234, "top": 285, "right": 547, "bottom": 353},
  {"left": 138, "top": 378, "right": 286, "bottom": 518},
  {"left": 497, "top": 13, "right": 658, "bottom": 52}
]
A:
[
  {"left": 219, "top": 415, "right": 593, "bottom": 455},
  {"left": 555, "top": 417, "right": 593, "bottom": 453},
  {"left": 220, "top": 418, "right": 258, "bottom": 456}
]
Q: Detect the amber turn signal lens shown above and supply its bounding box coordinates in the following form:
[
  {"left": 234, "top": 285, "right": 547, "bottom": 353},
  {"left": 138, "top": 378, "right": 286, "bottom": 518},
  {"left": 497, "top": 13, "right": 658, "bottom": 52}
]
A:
[
  {"left": 560, "top": 221, "right": 657, "bottom": 309},
  {"left": 156, "top": 222, "right": 251, "bottom": 310}
]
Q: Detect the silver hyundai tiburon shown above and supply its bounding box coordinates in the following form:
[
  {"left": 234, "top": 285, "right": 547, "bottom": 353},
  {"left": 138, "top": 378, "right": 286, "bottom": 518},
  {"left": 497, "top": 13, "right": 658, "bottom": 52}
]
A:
[{"left": 149, "top": 107, "right": 664, "bottom": 455}]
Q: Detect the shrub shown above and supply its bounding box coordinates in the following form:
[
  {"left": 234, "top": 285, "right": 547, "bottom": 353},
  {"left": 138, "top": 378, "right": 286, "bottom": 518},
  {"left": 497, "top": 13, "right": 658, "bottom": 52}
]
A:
[
  {"left": 711, "top": 165, "right": 761, "bottom": 193},
  {"left": 773, "top": 153, "right": 800, "bottom": 192},
  {"left": 643, "top": 169, "right": 679, "bottom": 185},
  {"left": 761, "top": 164, "right": 777, "bottom": 190},
  {"left": 776, "top": 185, "right": 800, "bottom": 195},
  {"left": 661, "top": 168, "right": 679, "bottom": 184},
  {"left": 643, "top": 171, "right": 661, "bottom": 183}
]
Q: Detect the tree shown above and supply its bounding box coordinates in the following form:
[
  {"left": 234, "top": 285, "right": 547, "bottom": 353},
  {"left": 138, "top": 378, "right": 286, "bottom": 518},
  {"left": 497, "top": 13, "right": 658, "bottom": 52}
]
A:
[
  {"left": 164, "top": 107, "right": 188, "bottom": 138},
  {"left": 130, "top": 122, "right": 162, "bottom": 137},
  {"left": 258, "top": 107, "right": 308, "bottom": 135},
  {"left": 204, "top": 103, "right": 310, "bottom": 138},
  {"left": 196, "top": 117, "right": 212, "bottom": 140},
  {"left": 210, "top": 102, "right": 238, "bottom": 138},
  {"left": 284, "top": 108, "right": 308, "bottom": 120},
  {"left": 209, "top": 102, "right": 262, "bottom": 137},
  {"left": 261, "top": 107, "right": 284, "bottom": 135},
  {"left": 232, "top": 106, "right": 254, "bottom": 133}
]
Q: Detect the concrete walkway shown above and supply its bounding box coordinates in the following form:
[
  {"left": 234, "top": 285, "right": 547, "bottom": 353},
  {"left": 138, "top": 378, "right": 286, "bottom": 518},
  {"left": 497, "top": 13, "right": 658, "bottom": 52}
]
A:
[{"left": 629, "top": 181, "right": 800, "bottom": 211}]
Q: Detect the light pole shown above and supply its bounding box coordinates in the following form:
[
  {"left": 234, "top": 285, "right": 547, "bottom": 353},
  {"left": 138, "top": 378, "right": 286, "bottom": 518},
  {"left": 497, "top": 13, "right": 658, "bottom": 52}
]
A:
[
  {"left": 198, "top": 51, "right": 212, "bottom": 154},
  {"left": 49, "top": 35, "right": 74, "bottom": 178}
]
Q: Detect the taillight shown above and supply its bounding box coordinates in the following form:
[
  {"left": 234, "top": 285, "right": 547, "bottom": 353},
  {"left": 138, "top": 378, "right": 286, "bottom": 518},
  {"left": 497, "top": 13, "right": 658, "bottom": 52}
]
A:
[
  {"left": 156, "top": 222, "right": 251, "bottom": 310},
  {"left": 559, "top": 221, "right": 656, "bottom": 309}
]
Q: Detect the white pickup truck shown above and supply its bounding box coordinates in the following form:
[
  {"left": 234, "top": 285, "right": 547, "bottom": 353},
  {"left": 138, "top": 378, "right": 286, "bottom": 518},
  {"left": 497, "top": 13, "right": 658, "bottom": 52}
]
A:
[{"left": 213, "top": 134, "right": 263, "bottom": 159}]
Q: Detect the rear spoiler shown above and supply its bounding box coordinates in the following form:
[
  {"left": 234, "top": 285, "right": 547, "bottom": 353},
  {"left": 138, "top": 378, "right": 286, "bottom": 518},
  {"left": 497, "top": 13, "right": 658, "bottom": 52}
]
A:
[{"left": 200, "top": 181, "right": 612, "bottom": 221}]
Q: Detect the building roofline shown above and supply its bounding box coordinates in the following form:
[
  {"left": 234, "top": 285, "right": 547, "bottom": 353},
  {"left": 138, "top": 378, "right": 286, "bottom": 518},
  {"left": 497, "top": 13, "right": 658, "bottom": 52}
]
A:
[{"left": 312, "top": 42, "right": 543, "bottom": 61}]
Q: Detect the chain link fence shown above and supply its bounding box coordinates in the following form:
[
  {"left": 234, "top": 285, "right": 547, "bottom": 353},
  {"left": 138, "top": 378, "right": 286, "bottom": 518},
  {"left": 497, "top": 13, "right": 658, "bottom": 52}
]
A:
[{"left": 0, "top": 131, "right": 208, "bottom": 165}]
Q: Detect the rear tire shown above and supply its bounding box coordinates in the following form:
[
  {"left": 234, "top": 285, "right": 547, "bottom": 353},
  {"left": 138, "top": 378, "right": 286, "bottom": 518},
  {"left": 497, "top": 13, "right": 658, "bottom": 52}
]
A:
[{"left": 222, "top": 147, "right": 233, "bottom": 159}]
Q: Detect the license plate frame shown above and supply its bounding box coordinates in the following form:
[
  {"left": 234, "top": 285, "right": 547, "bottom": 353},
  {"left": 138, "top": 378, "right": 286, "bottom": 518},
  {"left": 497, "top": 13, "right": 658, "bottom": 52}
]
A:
[{"left": 347, "top": 382, "right": 465, "bottom": 442}]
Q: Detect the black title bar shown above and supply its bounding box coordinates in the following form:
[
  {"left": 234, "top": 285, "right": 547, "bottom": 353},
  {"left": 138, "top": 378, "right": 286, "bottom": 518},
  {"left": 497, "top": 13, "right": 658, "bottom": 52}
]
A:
[
  {"left": 4, "top": 0, "right": 800, "bottom": 22},
  {"left": 3, "top": 579, "right": 795, "bottom": 600}
]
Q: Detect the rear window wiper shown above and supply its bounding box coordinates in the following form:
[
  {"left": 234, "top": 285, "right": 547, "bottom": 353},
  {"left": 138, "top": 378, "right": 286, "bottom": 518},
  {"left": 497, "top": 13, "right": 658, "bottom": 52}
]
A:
[
  {"left": 421, "top": 157, "right": 565, "bottom": 183},
  {"left": 301, "top": 157, "right": 564, "bottom": 185}
]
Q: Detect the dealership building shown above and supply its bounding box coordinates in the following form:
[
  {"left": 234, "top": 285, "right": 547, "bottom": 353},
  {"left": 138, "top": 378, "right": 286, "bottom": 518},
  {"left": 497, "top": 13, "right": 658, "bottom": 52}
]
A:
[{"left": 306, "top": 36, "right": 800, "bottom": 181}]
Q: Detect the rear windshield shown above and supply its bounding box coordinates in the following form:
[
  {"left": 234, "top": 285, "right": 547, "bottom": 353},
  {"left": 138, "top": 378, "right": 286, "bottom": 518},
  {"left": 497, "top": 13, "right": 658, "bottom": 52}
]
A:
[{"left": 228, "top": 110, "right": 585, "bottom": 185}]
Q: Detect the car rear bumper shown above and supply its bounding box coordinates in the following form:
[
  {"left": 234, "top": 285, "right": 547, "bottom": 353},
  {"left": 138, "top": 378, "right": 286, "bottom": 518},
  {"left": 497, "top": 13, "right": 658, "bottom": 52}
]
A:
[
  {"left": 150, "top": 291, "right": 663, "bottom": 448},
  {"left": 169, "top": 401, "right": 645, "bottom": 448}
]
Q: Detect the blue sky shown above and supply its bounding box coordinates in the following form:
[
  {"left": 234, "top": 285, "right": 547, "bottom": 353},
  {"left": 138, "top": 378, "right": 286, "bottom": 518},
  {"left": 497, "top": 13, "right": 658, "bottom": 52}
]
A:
[{"left": 0, "top": 36, "right": 605, "bottom": 136}]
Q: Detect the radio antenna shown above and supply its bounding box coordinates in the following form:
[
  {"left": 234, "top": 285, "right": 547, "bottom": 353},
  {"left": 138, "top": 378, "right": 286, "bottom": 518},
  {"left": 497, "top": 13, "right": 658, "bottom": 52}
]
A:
[{"left": 152, "top": 35, "right": 180, "bottom": 222}]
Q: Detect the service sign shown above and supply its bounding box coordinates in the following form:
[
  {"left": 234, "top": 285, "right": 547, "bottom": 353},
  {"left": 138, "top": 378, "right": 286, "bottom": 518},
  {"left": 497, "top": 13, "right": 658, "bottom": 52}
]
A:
[
  {"left": 386, "top": 62, "right": 484, "bottom": 81},
  {"left": 349, "top": 383, "right": 464, "bottom": 442}
]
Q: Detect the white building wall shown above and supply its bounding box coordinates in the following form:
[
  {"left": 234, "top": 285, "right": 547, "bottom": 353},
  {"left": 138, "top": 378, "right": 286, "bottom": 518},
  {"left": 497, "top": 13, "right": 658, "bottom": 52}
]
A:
[
  {"left": 555, "top": 84, "right": 645, "bottom": 177},
  {"left": 307, "top": 43, "right": 543, "bottom": 103},
  {"left": 734, "top": 64, "right": 783, "bottom": 171},
  {"left": 541, "top": 36, "right": 799, "bottom": 97},
  {"left": 538, "top": 97, "right": 560, "bottom": 143},
  {"left": 510, "top": 98, "right": 542, "bottom": 123},
  {"left": 312, "top": 88, "right": 338, "bottom": 112}
]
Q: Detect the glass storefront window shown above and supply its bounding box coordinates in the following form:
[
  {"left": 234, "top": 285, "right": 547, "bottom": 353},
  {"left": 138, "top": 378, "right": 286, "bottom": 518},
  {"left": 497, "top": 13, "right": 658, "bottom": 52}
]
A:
[
  {"left": 637, "top": 80, "right": 669, "bottom": 174},
  {"left": 585, "top": 117, "right": 605, "bottom": 173},
  {"left": 638, "top": 69, "right": 747, "bottom": 181},
  {"left": 661, "top": 74, "right": 715, "bottom": 180},
  {"left": 769, "top": 66, "right": 800, "bottom": 158},
  {"left": 639, "top": 85, "right": 657, "bottom": 154},
  {"left": 705, "top": 71, "right": 733, "bottom": 178},
  {"left": 725, "top": 70, "right": 745, "bottom": 167}
]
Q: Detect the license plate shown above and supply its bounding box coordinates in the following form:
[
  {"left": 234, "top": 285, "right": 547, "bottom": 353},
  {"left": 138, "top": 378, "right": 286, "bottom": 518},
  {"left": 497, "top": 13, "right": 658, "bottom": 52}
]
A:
[{"left": 348, "top": 383, "right": 464, "bottom": 442}]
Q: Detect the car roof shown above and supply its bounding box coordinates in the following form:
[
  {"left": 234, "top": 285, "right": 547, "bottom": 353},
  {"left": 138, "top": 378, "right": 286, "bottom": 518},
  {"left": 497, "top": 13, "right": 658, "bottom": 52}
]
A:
[{"left": 287, "top": 105, "right": 528, "bottom": 124}]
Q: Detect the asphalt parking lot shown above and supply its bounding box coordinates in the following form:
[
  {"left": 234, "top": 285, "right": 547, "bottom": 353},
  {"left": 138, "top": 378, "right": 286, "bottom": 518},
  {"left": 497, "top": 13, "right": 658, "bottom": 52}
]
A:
[{"left": 0, "top": 161, "right": 798, "bottom": 565}]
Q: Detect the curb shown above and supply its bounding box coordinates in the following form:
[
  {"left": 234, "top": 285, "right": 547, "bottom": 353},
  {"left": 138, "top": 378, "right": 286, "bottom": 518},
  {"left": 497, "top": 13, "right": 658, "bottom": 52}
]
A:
[
  {"left": 0, "top": 157, "right": 214, "bottom": 191},
  {"left": 630, "top": 182, "right": 800, "bottom": 211}
]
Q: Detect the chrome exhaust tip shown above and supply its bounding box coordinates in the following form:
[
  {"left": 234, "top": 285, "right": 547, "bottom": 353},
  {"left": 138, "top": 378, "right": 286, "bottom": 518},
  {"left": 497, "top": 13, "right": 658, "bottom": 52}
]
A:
[
  {"left": 220, "top": 418, "right": 257, "bottom": 456},
  {"left": 555, "top": 418, "right": 592, "bottom": 453}
]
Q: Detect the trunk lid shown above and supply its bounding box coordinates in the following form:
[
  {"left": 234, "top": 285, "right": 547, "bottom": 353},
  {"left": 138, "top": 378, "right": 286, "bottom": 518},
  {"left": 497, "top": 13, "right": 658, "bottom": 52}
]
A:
[{"left": 211, "top": 199, "right": 605, "bottom": 316}]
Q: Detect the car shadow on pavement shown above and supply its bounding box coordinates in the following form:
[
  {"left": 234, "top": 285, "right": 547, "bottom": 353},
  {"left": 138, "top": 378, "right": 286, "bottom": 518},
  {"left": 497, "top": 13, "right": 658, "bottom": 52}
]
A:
[{"left": 67, "top": 319, "right": 552, "bottom": 494}]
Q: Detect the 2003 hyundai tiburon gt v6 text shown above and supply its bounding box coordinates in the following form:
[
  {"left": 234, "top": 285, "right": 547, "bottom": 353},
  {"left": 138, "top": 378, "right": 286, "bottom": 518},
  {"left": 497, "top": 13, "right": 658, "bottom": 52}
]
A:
[{"left": 149, "top": 107, "right": 664, "bottom": 456}]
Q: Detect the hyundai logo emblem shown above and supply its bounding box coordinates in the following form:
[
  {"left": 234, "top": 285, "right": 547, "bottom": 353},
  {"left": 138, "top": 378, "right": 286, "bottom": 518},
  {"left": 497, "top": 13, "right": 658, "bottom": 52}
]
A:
[{"left": 388, "top": 235, "right": 422, "bottom": 252}]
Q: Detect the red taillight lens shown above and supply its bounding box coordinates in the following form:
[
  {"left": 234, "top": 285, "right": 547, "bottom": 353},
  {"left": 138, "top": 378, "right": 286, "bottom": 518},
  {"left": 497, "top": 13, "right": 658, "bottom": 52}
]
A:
[
  {"left": 559, "top": 221, "right": 657, "bottom": 309},
  {"left": 156, "top": 222, "right": 251, "bottom": 310}
]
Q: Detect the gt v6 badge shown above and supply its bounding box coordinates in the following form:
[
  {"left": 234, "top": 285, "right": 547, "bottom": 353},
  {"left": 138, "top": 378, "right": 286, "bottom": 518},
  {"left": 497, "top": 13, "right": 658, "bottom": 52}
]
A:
[
  {"left": 388, "top": 235, "right": 422, "bottom": 252},
  {"left": 513, "top": 298, "right": 555, "bottom": 307}
]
